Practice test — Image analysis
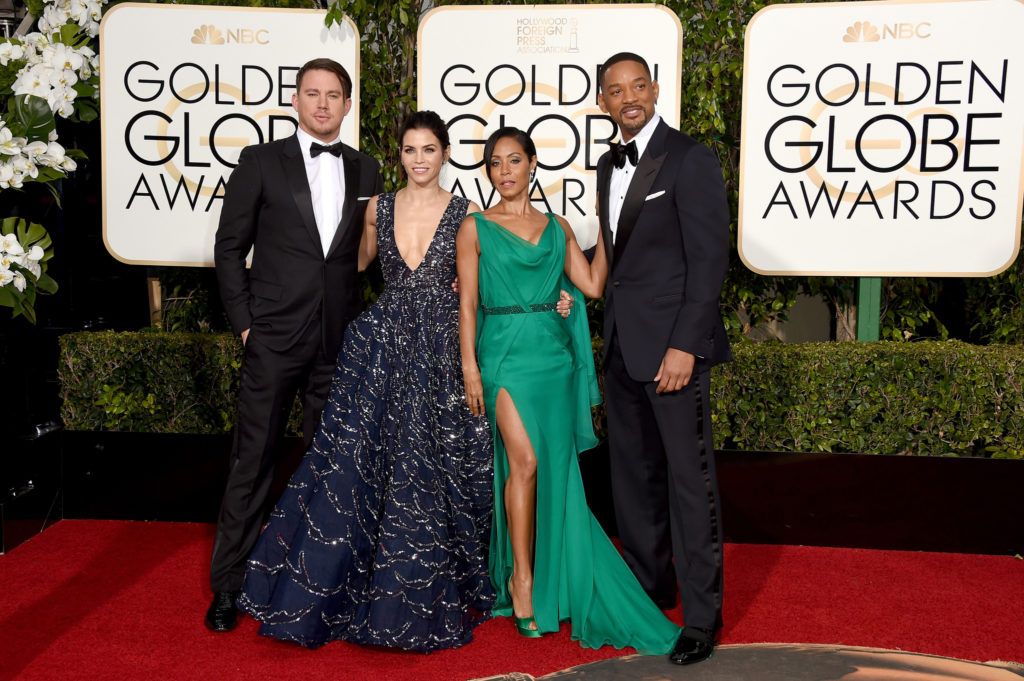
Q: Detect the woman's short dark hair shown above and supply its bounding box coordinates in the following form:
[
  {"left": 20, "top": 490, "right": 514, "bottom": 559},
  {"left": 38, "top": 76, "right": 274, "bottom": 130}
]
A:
[
  {"left": 295, "top": 58, "right": 352, "bottom": 100},
  {"left": 398, "top": 110, "right": 450, "bottom": 149},
  {"left": 482, "top": 127, "right": 537, "bottom": 186}
]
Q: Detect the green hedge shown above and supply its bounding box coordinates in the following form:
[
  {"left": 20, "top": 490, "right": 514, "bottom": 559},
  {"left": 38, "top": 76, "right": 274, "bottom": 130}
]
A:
[
  {"left": 714, "top": 341, "right": 1023, "bottom": 458},
  {"left": 59, "top": 331, "right": 242, "bottom": 433},
  {"left": 59, "top": 333, "right": 1024, "bottom": 459}
]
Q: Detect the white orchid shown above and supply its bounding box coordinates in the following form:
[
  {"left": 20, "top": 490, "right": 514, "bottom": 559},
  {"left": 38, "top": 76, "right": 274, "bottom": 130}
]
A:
[
  {"left": 0, "top": 127, "right": 22, "bottom": 156},
  {"left": 36, "top": 141, "right": 66, "bottom": 168},
  {"left": 0, "top": 268, "right": 13, "bottom": 288},
  {"left": 11, "top": 155, "right": 38, "bottom": 179},
  {"left": 12, "top": 271, "right": 26, "bottom": 292},
  {"left": 27, "top": 245, "right": 45, "bottom": 262},
  {"left": 39, "top": 6, "right": 69, "bottom": 34},
  {"left": 0, "top": 41, "right": 25, "bottom": 67},
  {"left": 5, "top": 247, "right": 27, "bottom": 268},
  {"left": 47, "top": 68, "right": 79, "bottom": 90},
  {"left": 2, "top": 233, "right": 24, "bottom": 255},
  {"left": 47, "top": 85, "right": 76, "bottom": 117},
  {"left": 25, "top": 260, "right": 41, "bottom": 279},
  {"left": 12, "top": 64, "right": 53, "bottom": 100},
  {"left": 0, "top": 162, "right": 14, "bottom": 188},
  {"left": 22, "top": 140, "right": 48, "bottom": 158},
  {"left": 46, "top": 43, "right": 84, "bottom": 72}
]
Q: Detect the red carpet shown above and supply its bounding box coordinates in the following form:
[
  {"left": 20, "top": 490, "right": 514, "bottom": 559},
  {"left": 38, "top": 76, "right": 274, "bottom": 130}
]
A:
[{"left": 1, "top": 520, "right": 1021, "bottom": 680}]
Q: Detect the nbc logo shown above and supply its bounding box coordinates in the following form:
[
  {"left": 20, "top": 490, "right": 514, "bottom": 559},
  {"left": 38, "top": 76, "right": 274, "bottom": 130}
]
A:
[
  {"left": 842, "top": 21, "right": 880, "bottom": 42},
  {"left": 191, "top": 25, "right": 226, "bottom": 45}
]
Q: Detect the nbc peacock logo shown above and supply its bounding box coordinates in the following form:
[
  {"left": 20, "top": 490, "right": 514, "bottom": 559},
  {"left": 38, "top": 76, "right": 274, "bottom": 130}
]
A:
[
  {"left": 191, "top": 25, "right": 226, "bottom": 45},
  {"left": 842, "top": 21, "right": 880, "bottom": 43}
]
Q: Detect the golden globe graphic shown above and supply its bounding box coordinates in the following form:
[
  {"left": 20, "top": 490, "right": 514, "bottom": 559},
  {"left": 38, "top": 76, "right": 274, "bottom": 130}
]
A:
[
  {"left": 418, "top": 5, "right": 682, "bottom": 250},
  {"left": 739, "top": 0, "right": 1024, "bottom": 277},
  {"left": 100, "top": 3, "right": 360, "bottom": 266}
]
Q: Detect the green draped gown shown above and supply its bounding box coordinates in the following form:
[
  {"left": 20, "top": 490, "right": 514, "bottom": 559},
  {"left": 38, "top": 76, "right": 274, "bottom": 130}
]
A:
[{"left": 472, "top": 212, "right": 680, "bottom": 654}]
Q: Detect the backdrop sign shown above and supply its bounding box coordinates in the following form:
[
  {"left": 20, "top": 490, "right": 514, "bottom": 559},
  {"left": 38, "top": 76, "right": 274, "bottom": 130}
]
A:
[
  {"left": 739, "top": 0, "right": 1024, "bottom": 276},
  {"left": 100, "top": 3, "right": 360, "bottom": 266},
  {"left": 417, "top": 4, "right": 682, "bottom": 249}
]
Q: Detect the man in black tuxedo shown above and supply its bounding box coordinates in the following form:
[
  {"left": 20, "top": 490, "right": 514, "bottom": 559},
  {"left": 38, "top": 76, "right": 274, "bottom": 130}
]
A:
[
  {"left": 206, "top": 58, "right": 383, "bottom": 631},
  {"left": 596, "top": 52, "right": 731, "bottom": 665}
]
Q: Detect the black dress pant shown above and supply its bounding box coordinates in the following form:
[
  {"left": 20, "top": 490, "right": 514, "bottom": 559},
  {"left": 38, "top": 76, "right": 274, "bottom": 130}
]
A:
[
  {"left": 209, "top": 320, "right": 335, "bottom": 593},
  {"left": 604, "top": 334, "right": 724, "bottom": 630}
]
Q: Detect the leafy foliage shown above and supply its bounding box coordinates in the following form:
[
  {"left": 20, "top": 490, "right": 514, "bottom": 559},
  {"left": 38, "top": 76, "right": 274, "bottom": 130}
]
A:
[
  {"left": 966, "top": 257, "right": 1024, "bottom": 344},
  {"left": 60, "top": 330, "right": 246, "bottom": 434},
  {"left": 59, "top": 331, "right": 306, "bottom": 434},
  {"left": 326, "top": 0, "right": 427, "bottom": 191},
  {"left": 713, "top": 340, "right": 1024, "bottom": 459},
  {"left": 157, "top": 268, "right": 229, "bottom": 333},
  {"left": 0, "top": 216, "right": 57, "bottom": 324},
  {"left": 59, "top": 330, "right": 1024, "bottom": 459}
]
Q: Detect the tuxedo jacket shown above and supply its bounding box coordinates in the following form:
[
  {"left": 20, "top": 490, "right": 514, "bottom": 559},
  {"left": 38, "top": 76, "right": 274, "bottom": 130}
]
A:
[
  {"left": 597, "top": 120, "right": 731, "bottom": 381},
  {"left": 214, "top": 134, "right": 383, "bottom": 354}
]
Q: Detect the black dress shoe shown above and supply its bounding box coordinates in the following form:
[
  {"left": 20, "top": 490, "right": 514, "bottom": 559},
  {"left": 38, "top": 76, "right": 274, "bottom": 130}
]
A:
[
  {"left": 205, "top": 591, "right": 239, "bottom": 632},
  {"left": 669, "top": 626, "right": 715, "bottom": 665}
]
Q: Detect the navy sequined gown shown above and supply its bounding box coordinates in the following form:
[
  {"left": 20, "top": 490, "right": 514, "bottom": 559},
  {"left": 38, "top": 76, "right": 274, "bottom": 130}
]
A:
[{"left": 238, "top": 193, "right": 495, "bottom": 651}]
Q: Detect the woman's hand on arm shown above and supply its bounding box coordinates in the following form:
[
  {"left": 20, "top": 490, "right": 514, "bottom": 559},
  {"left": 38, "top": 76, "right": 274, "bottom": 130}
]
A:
[
  {"left": 358, "top": 195, "right": 379, "bottom": 272},
  {"left": 456, "top": 214, "right": 485, "bottom": 416}
]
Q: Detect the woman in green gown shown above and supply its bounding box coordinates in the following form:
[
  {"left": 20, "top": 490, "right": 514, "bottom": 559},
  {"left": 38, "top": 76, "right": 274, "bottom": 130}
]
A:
[{"left": 456, "top": 127, "right": 680, "bottom": 654}]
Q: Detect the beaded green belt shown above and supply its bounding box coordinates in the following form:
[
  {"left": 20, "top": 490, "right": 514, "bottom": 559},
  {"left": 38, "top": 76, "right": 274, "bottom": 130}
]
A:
[{"left": 482, "top": 302, "right": 559, "bottom": 315}]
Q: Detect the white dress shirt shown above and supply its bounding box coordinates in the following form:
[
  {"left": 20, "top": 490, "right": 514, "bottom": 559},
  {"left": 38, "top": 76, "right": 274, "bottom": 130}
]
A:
[
  {"left": 296, "top": 127, "right": 346, "bottom": 256},
  {"left": 608, "top": 113, "right": 661, "bottom": 243}
]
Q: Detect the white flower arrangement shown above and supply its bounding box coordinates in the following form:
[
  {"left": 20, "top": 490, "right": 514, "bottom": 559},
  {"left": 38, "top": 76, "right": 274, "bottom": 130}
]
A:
[
  {"left": 10, "top": 33, "right": 99, "bottom": 118},
  {"left": 0, "top": 217, "right": 57, "bottom": 323},
  {"left": 0, "top": 0, "right": 102, "bottom": 322},
  {"left": 38, "top": 0, "right": 105, "bottom": 39}
]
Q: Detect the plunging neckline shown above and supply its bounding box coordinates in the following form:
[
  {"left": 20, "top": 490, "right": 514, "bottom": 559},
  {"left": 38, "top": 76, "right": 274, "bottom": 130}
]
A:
[
  {"left": 393, "top": 193, "right": 456, "bottom": 273},
  {"left": 480, "top": 212, "right": 554, "bottom": 248}
]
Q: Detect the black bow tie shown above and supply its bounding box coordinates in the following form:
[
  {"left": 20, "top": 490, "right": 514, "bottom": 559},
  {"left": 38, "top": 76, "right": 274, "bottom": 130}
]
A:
[
  {"left": 310, "top": 141, "right": 344, "bottom": 158},
  {"left": 610, "top": 140, "right": 638, "bottom": 169}
]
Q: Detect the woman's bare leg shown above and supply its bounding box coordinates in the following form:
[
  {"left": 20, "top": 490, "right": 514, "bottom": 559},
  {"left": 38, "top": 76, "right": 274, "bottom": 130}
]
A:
[{"left": 496, "top": 387, "right": 538, "bottom": 629}]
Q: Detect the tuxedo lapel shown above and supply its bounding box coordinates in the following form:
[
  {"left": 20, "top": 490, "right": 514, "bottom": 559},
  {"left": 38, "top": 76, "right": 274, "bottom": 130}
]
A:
[
  {"left": 326, "top": 148, "right": 361, "bottom": 258},
  {"left": 613, "top": 121, "right": 668, "bottom": 264},
  {"left": 282, "top": 135, "right": 321, "bottom": 254}
]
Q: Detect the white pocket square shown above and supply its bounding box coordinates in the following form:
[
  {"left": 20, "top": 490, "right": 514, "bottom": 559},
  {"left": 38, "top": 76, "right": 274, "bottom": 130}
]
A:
[{"left": 645, "top": 190, "right": 666, "bottom": 201}]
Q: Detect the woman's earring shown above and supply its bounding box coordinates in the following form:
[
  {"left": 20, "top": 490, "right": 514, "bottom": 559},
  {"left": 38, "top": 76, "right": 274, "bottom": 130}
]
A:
[{"left": 530, "top": 168, "right": 537, "bottom": 182}]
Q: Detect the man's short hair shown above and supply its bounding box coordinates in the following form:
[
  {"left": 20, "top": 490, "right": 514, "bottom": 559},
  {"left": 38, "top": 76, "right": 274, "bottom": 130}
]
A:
[
  {"left": 295, "top": 58, "right": 352, "bottom": 100},
  {"left": 598, "top": 52, "right": 652, "bottom": 92}
]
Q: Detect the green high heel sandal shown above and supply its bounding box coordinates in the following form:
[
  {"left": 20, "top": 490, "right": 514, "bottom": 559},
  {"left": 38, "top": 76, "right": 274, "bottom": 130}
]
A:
[
  {"left": 515, "top": 615, "right": 543, "bottom": 638},
  {"left": 508, "top": 576, "right": 543, "bottom": 638}
]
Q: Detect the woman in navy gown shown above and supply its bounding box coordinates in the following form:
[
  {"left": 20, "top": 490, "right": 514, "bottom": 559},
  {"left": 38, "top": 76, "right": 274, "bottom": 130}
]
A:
[{"left": 237, "top": 111, "right": 495, "bottom": 652}]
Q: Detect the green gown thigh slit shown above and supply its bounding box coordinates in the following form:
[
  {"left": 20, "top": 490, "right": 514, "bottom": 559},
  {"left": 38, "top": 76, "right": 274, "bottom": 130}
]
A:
[{"left": 472, "top": 212, "right": 679, "bottom": 654}]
